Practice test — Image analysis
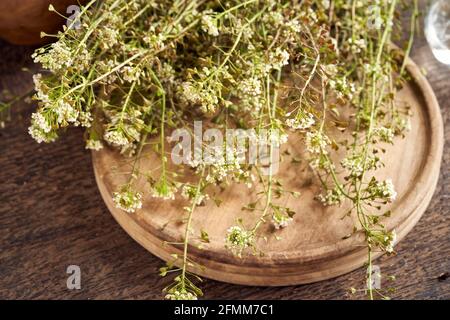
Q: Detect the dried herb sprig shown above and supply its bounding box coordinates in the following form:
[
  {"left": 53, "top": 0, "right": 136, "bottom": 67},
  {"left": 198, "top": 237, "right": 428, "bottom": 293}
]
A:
[{"left": 30, "top": 0, "right": 417, "bottom": 299}]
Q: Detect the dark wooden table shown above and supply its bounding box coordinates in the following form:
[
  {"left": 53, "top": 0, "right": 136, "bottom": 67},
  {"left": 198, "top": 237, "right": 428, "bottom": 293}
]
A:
[{"left": 0, "top": 12, "right": 448, "bottom": 301}]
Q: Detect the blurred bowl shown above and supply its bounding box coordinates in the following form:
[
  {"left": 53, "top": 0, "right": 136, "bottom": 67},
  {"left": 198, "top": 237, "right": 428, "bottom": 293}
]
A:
[{"left": 0, "top": 0, "right": 86, "bottom": 45}]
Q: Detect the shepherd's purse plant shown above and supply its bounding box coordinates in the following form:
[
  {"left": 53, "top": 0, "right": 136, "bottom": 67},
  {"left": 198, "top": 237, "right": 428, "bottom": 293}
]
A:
[{"left": 29, "top": 0, "right": 419, "bottom": 300}]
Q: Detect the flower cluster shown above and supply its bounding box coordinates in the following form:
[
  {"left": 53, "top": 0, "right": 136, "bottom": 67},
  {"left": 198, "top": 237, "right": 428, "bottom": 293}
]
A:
[
  {"left": 181, "top": 184, "right": 208, "bottom": 205},
  {"left": 113, "top": 187, "right": 143, "bottom": 213},
  {"left": 165, "top": 290, "right": 197, "bottom": 300},
  {"left": 286, "top": 113, "right": 315, "bottom": 131},
  {"left": 374, "top": 127, "right": 395, "bottom": 144},
  {"left": 86, "top": 139, "right": 103, "bottom": 151},
  {"left": 318, "top": 187, "right": 343, "bottom": 206},
  {"left": 366, "top": 178, "right": 397, "bottom": 203},
  {"left": 369, "top": 229, "right": 397, "bottom": 254},
  {"left": 29, "top": 0, "right": 416, "bottom": 300},
  {"left": 201, "top": 10, "right": 219, "bottom": 37},
  {"left": 32, "top": 42, "right": 73, "bottom": 73},
  {"left": 305, "top": 131, "right": 331, "bottom": 155},
  {"left": 272, "top": 213, "right": 293, "bottom": 230},
  {"left": 225, "top": 226, "right": 254, "bottom": 258}
]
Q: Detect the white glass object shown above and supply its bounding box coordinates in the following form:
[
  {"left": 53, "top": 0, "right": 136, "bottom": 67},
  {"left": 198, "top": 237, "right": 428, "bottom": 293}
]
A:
[{"left": 425, "top": 0, "right": 450, "bottom": 65}]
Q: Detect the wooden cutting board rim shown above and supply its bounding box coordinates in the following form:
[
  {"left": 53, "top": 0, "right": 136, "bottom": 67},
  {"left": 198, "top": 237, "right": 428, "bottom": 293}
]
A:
[{"left": 92, "top": 56, "right": 443, "bottom": 285}]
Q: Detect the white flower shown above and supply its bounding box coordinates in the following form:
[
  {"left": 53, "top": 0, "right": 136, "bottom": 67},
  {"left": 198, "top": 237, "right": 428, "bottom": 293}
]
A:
[
  {"left": 285, "top": 19, "right": 301, "bottom": 34},
  {"left": 267, "top": 129, "right": 288, "bottom": 147},
  {"left": 240, "top": 77, "right": 262, "bottom": 96},
  {"left": 285, "top": 113, "right": 315, "bottom": 130},
  {"left": 374, "top": 127, "right": 394, "bottom": 144},
  {"left": 397, "top": 118, "right": 412, "bottom": 132},
  {"left": 122, "top": 66, "right": 142, "bottom": 83},
  {"left": 86, "top": 139, "right": 103, "bottom": 151},
  {"left": 367, "top": 178, "right": 397, "bottom": 203},
  {"left": 306, "top": 8, "right": 318, "bottom": 23},
  {"left": 151, "top": 182, "right": 176, "bottom": 200},
  {"left": 341, "top": 155, "right": 364, "bottom": 178},
  {"left": 181, "top": 184, "right": 208, "bottom": 205},
  {"left": 383, "top": 179, "right": 397, "bottom": 203},
  {"left": 181, "top": 82, "right": 201, "bottom": 103},
  {"left": 322, "top": 0, "right": 330, "bottom": 9},
  {"left": 98, "top": 28, "right": 120, "bottom": 49},
  {"left": 269, "top": 48, "right": 290, "bottom": 70},
  {"left": 364, "top": 63, "right": 382, "bottom": 76},
  {"left": 266, "top": 11, "right": 284, "bottom": 26},
  {"left": 348, "top": 38, "right": 366, "bottom": 53},
  {"left": 279, "top": 133, "right": 289, "bottom": 145},
  {"left": 367, "top": 5, "right": 384, "bottom": 30},
  {"left": 385, "top": 230, "right": 397, "bottom": 253},
  {"left": 201, "top": 13, "right": 219, "bottom": 37},
  {"left": 305, "top": 131, "right": 331, "bottom": 154},
  {"left": 28, "top": 109, "right": 59, "bottom": 142},
  {"left": 143, "top": 33, "right": 166, "bottom": 49},
  {"left": 55, "top": 100, "right": 79, "bottom": 124},
  {"left": 32, "top": 41, "right": 73, "bottom": 73},
  {"left": 104, "top": 130, "right": 129, "bottom": 147},
  {"left": 33, "top": 73, "right": 44, "bottom": 92},
  {"left": 30, "top": 112, "right": 51, "bottom": 133},
  {"left": 225, "top": 226, "right": 253, "bottom": 257},
  {"left": 165, "top": 290, "right": 197, "bottom": 300},
  {"left": 318, "top": 187, "right": 343, "bottom": 206},
  {"left": 323, "top": 64, "right": 338, "bottom": 77},
  {"left": 79, "top": 111, "right": 93, "bottom": 128},
  {"left": 113, "top": 188, "right": 143, "bottom": 213},
  {"left": 28, "top": 125, "right": 57, "bottom": 144},
  {"left": 272, "top": 214, "right": 293, "bottom": 229}
]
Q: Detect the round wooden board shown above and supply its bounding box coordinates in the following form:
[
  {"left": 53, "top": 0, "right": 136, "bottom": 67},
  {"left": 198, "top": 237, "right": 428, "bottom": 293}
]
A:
[{"left": 92, "top": 57, "right": 443, "bottom": 286}]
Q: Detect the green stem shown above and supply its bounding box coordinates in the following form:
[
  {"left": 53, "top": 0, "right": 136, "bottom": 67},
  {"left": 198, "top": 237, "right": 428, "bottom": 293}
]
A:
[
  {"left": 205, "top": 6, "right": 267, "bottom": 82},
  {"left": 119, "top": 81, "right": 136, "bottom": 124},
  {"left": 367, "top": 246, "right": 374, "bottom": 300},
  {"left": 148, "top": 69, "right": 167, "bottom": 185},
  {"left": 62, "top": 51, "right": 146, "bottom": 100},
  {"left": 180, "top": 167, "right": 205, "bottom": 289},
  {"left": 252, "top": 70, "right": 279, "bottom": 233},
  {"left": 355, "top": 0, "right": 398, "bottom": 300},
  {"left": 216, "top": 0, "right": 258, "bottom": 19},
  {"left": 358, "top": 0, "right": 397, "bottom": 196},
  {"left": 400, "top": 0, "right": 419, "bottom": 77}
]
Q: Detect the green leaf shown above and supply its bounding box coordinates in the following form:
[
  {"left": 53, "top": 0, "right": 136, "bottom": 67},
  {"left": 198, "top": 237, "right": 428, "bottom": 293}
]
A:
[
  {"left": 200, "top": 229, "right": 210, "bottom": 243},
  {"left": 159, "top": 267, "right": 168, "bottom": 277}
]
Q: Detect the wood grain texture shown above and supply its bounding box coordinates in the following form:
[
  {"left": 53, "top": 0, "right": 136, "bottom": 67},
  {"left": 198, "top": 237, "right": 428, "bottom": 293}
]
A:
[
  {"left": 91, "top": 56, "right": 443, "bottom": 286},
  {"left": 0, "top": 1, "right": 88, "bottom": 45},
  {"left": 0, "top": 2, "right": 448, "bottom": 299}
]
